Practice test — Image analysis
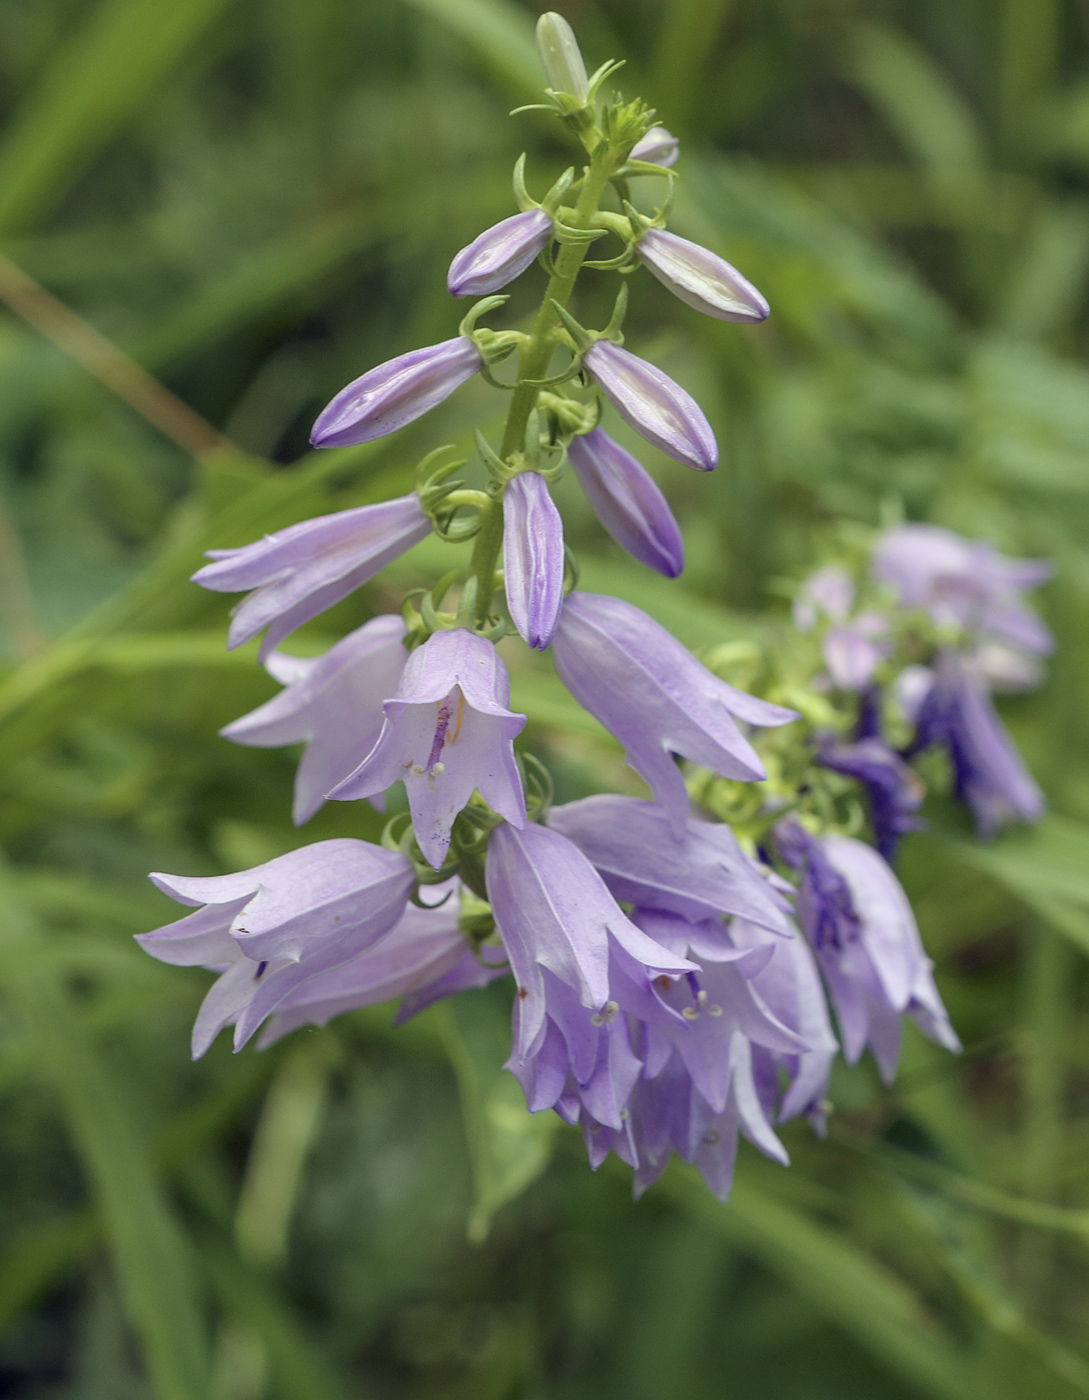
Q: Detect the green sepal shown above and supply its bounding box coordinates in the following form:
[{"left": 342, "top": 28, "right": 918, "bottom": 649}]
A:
[
  {"left": 540, "top": 166, "right": 575, "bottom": 215},
  {"left": 512, "top": 153, "right": 534, "bottom": 212},
  {"left": 600, "top": 281, "right": 629, "bottom": 343},
  {"left": 475, "top": 428, "right": 514, "bottom": 482},
  {"left": 458, "top": 294, "right": 510, "bottom": 340},
  {"left": 549, "top": 299, "right": 595, "bottom": 352}
]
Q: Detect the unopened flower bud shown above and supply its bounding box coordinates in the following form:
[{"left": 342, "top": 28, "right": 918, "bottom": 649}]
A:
[
  {"left": 536, "top": 12, "right": 590, "bottom": 104},
  {"left": 583, "top": 340, "right": 717, "bottom": 471},
  {"left": 568, "top": 428, "right": 683, "bottom": 578},
  {"left": 638, "top": 229, "right": 769, "bottom": 324},
  {"left": 630, "top": 126, "right": 679, "bottom": 167},
  {"left": 448, "top": 209, "right": 553, "bottom": 297},
  {"left": 310, "top": 337, "right": 482, "bottom": 449},
  {"left": 503, "top": 471, "right": 566, "bottom": 650}
]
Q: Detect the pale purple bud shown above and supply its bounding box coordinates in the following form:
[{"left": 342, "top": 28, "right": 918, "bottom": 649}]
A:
[
  {"left": 568, "top": 428, "right": 683, "bottom": 577},
  {"left": 193, "top": 496, "right": 430, "bottom": 659},
  {"left": 448, "top": 209, "right": 552, "bottom": 297},
  {"left": 630, "top": 126, "right": 679, "bottom": 167},
  {"left": 583, "top": 340, "right": 717, "bottom": 471},
  {"left": 329, "top": 629, "right": 526, "bottom": 870},
  {"left": 502, "top": 471, "right": 565, "bottom": 649},
  {"left": 552, "top": 592, "right": 797, "bottom": 826},
  {"left": 638, "top": 229, "right": 769, "bottom": 324},
  {"left": 535, "top": 12, "right": 589, "bottom": 103},
  {"left": 310, "top": 337, "right": 482, "bottom": 449},
  {"left": 221, "top": 614, "right": 409, "bottom": 824},
  {"left": 793, "top": 565, "right": 854, "bottom": 631},
  {"left": 821, "top": 624, "right": 887, "bottom": 691},
  {"left": 137, "top": 839, "right": 414, "bottom": 1055}
]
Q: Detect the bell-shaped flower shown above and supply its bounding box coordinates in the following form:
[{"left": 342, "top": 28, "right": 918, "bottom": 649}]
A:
[
  {"left": 257, "top": 880, "right": 508, "bottom": 1047},
  {"left": 448, "top": 209, "right": 553, "bottom": 297},
  {"left": 775, "top": 820, "right": 959, "bottom": 1082},
  {"left": 502, "top": 471, "right": 565, "bottom": 649},
  {"left": 329, "top": 629, "right": 526, "bottom": 870},
  {"left": 551, "top": 592, "right": 798, "bottom": 827},
  {"left": 872, "top": 523, "right": 1053, "bottom": 657},
  {"left": 136, "top": 839, "right": 415, "bottom": 1055},
  {"left": 583, "top": 340, "right": 717, "bottom": 471},
  {"left": 818, "top": 735, "right": 925, "bottom": 862},
  {"left": 638, "top": 229, "right": 769, "bottom": 324},
  {"left": 630, "top": 126, "right": 679, "bottom": 167},
  {"left": 548, "top": 794, "right": 791, "bottom": 935},
  {"left": 568, "top": 428, "right": 683, "bottom": 578},
  {"left": 310, "top": 337, "right": 482, "bottom": 449},
  {"left": 486, "top": 821, "right": 696, "bottom": 1066},
  {"left": 193, "top": 495, "right": 430, "bottom": 658},
  {"left": 221, "top": 614, "right": 409, "bottom": 824},
  {"left": 906, "top": 649, "right": 1045, "bottom": 835}
]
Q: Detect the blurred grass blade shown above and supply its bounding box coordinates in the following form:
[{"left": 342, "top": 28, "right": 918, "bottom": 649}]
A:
[
  {"left": 0, "top": 869, "right": 210, "bottom": 1399},
  {"left": 0, "top": 1210, "right": 99, "bottom": 1335},
  {"left": 0, "top": 0, "right": 236, "bottom": 235},
  {"left": 398, "top": 0, "right": 540, "bottom": 97}
]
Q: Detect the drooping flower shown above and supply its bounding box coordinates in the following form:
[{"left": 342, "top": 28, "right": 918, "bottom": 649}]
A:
[
  {"left": 637, "top": 229, "right": 769, "bottom": 324},
  {"left": 568, "top": 428, "right": 684, "bottom": 578},
  {"left": 257, "top": 880, "right": 508, "bottom": 1047},
  {"left": 310, "top": 338, "right": 482, "bottom": 449},
  {"left": 192, "top": 496, "right": 430, "bottom": 659},
  {"left": 872, "top": 523, "right": 1053, "bottom": 656},
  {"left": 630, "top": 126, "right": 679, "bottom": 168},
  {"left": 905, "top": 649, "right": 1045, "bottom": 835},
  {"left": 775, "top": 820, "right": 959, "bottom": 1082},
  {"left": 535, "top": 11, "right": 589, "bottom": 103},
  {"left": 137, "top": 840, "right": 415, "bottom": 1055},
  {"left": 548, "top": 794, "right": 791, "bottom": 935},
  {"left": 448, "top": 210, "right": 553, "bottom": 297},
  {"left": 502, "top": 471, "right": 565, "bottom": 649},
  {"left": 821, "top": 614, "right": 890, "bottom": 691},
  {"left": 817, "top": 734, "right": 925, "bottom": 862},
  {"left": 583, "top": 341, "right": 718, "bottom": 471},
  {"left": 551, "top": 592, "right": 797, "bottom": 826},
  {"left": 329, "top": 629, "right": 526, "bottom": 869},
  {"left": 792, "top": 564, "right": 855, "bottom": 632},
  {"left": 221, "top": 614, "right": 409, "bottom": 824}
]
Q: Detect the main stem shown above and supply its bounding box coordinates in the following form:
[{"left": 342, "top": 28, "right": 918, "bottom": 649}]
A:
[{"left": 470, "top": 145, "right": 618, "bottom": 625}]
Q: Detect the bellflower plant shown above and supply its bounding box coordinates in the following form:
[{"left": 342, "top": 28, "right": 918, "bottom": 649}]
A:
[{"left": 141, "top": 15, "right": 1052, "bottom": 1208}]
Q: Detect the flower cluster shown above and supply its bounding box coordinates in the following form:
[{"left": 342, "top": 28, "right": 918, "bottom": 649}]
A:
[{"left": 139, "top": 16, "right": 1050, "bottom": 1205}]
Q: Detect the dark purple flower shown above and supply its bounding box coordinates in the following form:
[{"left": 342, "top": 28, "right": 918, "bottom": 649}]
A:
[
  {"left": 551, "top": 592, "right": 797, "bottom": 827},
  {"left": 583, "top": 341, "right": 717, "bottom": 471},
  {"left": 448, "top": 209, "right": 553, "bottom": 297},
  {"left": 630, "top": 126, "right": 679, "bottom": 167},
  {"left": 548, "top": 794, "right": 791, "bottom": 935},
  {"left": 257, "top": 879, "right": 507, "bottom": 1047},
  {"left": 192, "top": 496, "right": 430, "bottom": 659},
  {"left": 568, "top": 428, "right": 683, "bottom": 577},
  {"left": 310, "top": 337, "right": 482, "bottom": 449},
  {"left": 776, "top": 820, "right": 959, "bottom": 1082},
  {"left": 137, "top": 840, "right": 415, "bottom": 1055},
  {"left": 502, "top": 471, "right": 565, "bottom": 649},
  {"left": 818, "top": 735, "right": 925, "bottom": 862},
  {"left": 221, "top": 614, "right": 408, "bottom": 824},
  {"left": 638, "top": 229, "right": 769, "bottom": 323},
  {"left": 905, "top": 649, "right": 1045, "bottom": 835},
  {"left": 330, "top": 629, "right": 526, "bottom": 870},
  {"left": 872, "top": 524, "right": 1053, "bottom": 657}
]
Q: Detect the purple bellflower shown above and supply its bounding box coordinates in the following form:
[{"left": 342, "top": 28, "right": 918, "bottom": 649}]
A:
[
  {"left": 793, "top": 565, "right": 854, "bottom": 631},
  {"left": 192, "top": 496, "right": 430, "bottom": 659},
  {"left": 448, "top": 209, "right": 553, "bottom": 297},
  {"left": 257, "top": 880, "right": 508, "bottom": 1047},
  {"left": 221, "top": 614, "right": 409, "bottom": 824},
  {"left": 905, "top": 649, "right": 1045, "bottom": 835},
  {"left": 872, "top": 523, "right": 1053, "bottom": 657},
  {"left": 568, "top": 428, "right": 684, "bottom": 577},
  {"left": 638, "top": 229, "right": 769, "bottom": 324},
  {"left": 551, "top": 592, "right": 797, "bottom": 827},
  {"left": 630, "top": 126, "right": 679, "bottom": 167},
  {"left": 329, "top": 629, "right": 526, "bottom": 870},
  {"left": 793, "top": 566, "right": 889, "bottom": 690},
  {"left": 583, "top": 340, "right": 717, "bottom": 471},
  {"left": 137, "top": 840, "right": 415, "bottom": 1056},
  {"left": 548, "top": 794, "right": 792, "bottom": 935},
  {"left": 776, "top": 820, "right": 959, "bottom": 1082},
  {"left": 503, "top": 471, "right": 566, "bottom": 649},
  {"left": 310, "top": 337, "right": 482, "bottom": 449},
  {"left": 818, "top": 735, "right": 925, "bottom": 862}
]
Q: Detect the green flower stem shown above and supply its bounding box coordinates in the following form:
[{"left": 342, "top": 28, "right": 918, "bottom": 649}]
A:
[{"left": 467, "top": 492, "right": 506, "bottom": 626}]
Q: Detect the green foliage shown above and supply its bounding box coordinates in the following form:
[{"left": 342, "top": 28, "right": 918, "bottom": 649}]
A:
[{"left": 0, "top": 0, "right": 1088, "bottom": 1396}]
